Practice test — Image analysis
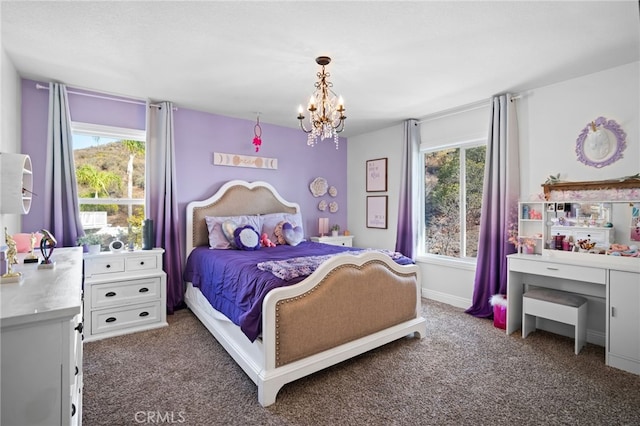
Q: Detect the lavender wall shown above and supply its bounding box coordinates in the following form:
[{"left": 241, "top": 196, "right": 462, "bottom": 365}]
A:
[
  {"left": 173, "top": 108, "right": 348, "bottom": 240},
  {"left": 20, "top": 78, "right": 348, "bottom": 246},
  {"left": 21, "top": 80, "right": 51, "bottom": 233}
]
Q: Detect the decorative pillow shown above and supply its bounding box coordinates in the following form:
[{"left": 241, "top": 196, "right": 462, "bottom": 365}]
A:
[
  {"left": 12, "top": 232, "right": 44, "bottom": 253},
  {"left": 221, "top": 220, "right": 238, "bottom": 246},
  {"left": 281, "top": 222, "right": 304, "bottom": 246},
  {"left": 262, "top": 212, "right": 303, "bottom": 244},
  {"left": 205, "top": 215, "right": 263, "bottom": 249},
  {"left": 233, "top": 225, "right": 260, "bottom": 250}
]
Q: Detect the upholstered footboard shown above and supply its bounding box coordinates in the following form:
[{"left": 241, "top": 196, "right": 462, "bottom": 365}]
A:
[
  {"left": 259, "top": 251, "right": 426, "bottom": 406},
  {"left": 273, "top": 257, "right": 419, "bottom": 366}
]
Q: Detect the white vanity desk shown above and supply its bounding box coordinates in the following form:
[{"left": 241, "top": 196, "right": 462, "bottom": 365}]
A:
[{"left": 506, "top": 251, "right": 640, "bottom": 375}]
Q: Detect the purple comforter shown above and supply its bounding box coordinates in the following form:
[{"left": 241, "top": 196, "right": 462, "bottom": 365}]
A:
[{"left": 183, "top": 241, "right": 412, "bottom": 341}]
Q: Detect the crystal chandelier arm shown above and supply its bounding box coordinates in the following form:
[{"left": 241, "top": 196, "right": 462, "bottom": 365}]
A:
[{"left": 297, "top": 113, "right": 312, "bottom": 134}]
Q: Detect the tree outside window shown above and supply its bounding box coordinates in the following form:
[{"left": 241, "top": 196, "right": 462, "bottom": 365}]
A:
[
  {"left": 72, "top": 125, "right": 146, "bottom": 249},
  {"left": 423, "top": 142, "right": 486, "bottom": 259}
]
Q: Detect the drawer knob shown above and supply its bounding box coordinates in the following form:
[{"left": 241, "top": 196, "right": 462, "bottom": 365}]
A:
[
  {"left": 72, "top": 403, "right": 76, "bottom": 417},
  {"left": 139, "top": 311, "right": 149, "bottom": 317},
  {"left": 106, "top": 317, "right": 117, "bottom": 323},
  {"left": 140, "top": 261, "right": 145, "bottom": 265},
  {"left": 74, "top": 322, "right": 83, "bottom": 333},
  {"left": 105, "top": 291, "right": 117, "bottom": 297},
  {"left": 139, "top": 287, "right": 149, "bottom": 293},
  {"left": 75, "top": 366, "right": 79, "bottom": 376},
  {"left": 106, "top": 264, "right": 111, "bottom": 269}
]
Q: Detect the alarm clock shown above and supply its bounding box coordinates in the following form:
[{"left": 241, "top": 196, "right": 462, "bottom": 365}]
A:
[{"left": 109, "top": 240, "right": 125, "bottom": 252}]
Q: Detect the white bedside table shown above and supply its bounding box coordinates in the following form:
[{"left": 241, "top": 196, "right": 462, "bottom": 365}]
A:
[
  {"left": 310, "top": 235, "right": 354, "bottom": 247},
  {"left": 83, "top": 248, "right": 167, "bottom": 341}
]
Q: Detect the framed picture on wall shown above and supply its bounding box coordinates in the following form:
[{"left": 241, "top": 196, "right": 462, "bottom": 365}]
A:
[
  {"left": 366, "top": 196, "right": 388, "bottom": 229},
  {"left": 366, "top": 158, "right": 387, "bottom": 192}
]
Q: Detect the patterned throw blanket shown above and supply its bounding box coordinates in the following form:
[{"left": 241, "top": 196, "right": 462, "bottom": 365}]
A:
[{"left": 257, "top": 249, "right": 407, "bottom": 281}]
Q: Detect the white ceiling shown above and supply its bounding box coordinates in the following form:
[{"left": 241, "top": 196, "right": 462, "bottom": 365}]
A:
[{"left": 2, "top": 1, "right": 639, "bottom": 138}]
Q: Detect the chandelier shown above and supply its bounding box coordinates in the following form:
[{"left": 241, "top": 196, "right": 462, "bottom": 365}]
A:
[{"left": 297, "top": 56, "right": 346, "bottom": 149}]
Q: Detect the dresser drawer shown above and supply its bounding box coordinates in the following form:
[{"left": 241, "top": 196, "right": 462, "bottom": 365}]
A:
[
  {"left": 91, "top": 277, "right": 161, "bottom": 309},
  {"left": 69, "top": 313, "right": 83, "bottom": 394},
  {"left": 509, "top": 258, "right": 606, "bottom": 284},
  {"left": 125, "top": 254, "right": 158, "bottom": 272},
  {"left": 85, "top": 257, "right": 126, "bottom": 275},
  {"left": 573, "top": 230, "right": 609, "bottom": 244},
  {"left": 91, "top": 302, "right": 161, "bottom": 335},
  {"left": 310, "top": 236, "right": 354, "bottom": 247}
]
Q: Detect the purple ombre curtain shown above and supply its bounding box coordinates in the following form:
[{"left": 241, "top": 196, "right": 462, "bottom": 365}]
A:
[
  {"left": 147, "top": 102, "right": 184, "bottom": 314},
  {"left": 43, "top": 83, "right": 84, "bottom": 247},
  {"left": 395, "top": 119, "right": 420, "bottom": 259},
  {"left": 466, "top": 94, "right": 519, "bottom": 318}
]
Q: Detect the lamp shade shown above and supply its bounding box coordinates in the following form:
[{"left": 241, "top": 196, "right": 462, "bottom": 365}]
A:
[{"left": 0, "top": 153, "right": 32, "bottom": 214}]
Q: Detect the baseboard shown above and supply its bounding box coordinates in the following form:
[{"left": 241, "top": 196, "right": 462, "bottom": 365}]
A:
[
  {"left": 536, "top": 318, "right": 605, "bottom": 347},
  {"left": 422, "top": 288, "right": 471, "bottom": 310},
  {"left": 587, "top": 329, "right": 605, "bottom": 347}
]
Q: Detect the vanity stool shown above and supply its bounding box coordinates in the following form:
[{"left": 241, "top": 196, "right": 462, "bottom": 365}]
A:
[{"left": 522, "top": 288, "right": 587, "bottom": 355}]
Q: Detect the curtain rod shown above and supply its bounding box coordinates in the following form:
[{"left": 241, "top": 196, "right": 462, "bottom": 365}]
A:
[
  {"left": 35, "top": 83, "right": 170, "bottom": 109},
  {"left": 417, "top": 93, "right": 522, "bottom": 124},
  {"left": 417, "top": 99, "right": 489, "bottom": 124}
]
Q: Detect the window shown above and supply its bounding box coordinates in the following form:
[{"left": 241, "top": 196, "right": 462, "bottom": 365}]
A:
[
  {"left": 422, "top": 140, "right": 486, "bottom": 259},
  {"left": 72, "top": 122, "right": 146, "bottom": 249}
]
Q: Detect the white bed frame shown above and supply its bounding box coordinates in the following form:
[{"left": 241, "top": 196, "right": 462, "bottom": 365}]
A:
[{"left": 184, "top": 180, "right": 426, "bottom": 406}]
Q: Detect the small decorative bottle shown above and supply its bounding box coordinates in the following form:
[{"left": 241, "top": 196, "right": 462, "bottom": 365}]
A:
[{"left": 522, "top": 205, "right": 530, "bottom": 220}]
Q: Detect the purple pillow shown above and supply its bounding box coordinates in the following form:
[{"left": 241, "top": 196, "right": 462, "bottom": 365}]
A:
[
  {"left": 282, "top": 222, "right": 303, "bottom": 246},
  {"left": 233, "top": 225, "right": 260, "bottom": 250},
  {"left": 205, "top": 215, "right": 263, "bottom": 249}
]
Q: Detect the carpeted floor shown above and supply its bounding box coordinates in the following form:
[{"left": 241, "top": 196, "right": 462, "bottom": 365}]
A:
[{"left": 83, "top": 299, "right": 640, "bottom": 425}]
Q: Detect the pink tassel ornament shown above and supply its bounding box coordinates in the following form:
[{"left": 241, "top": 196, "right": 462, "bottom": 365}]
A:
[{"left": 253, "top": 114, "right": 262, "bottom": 152}]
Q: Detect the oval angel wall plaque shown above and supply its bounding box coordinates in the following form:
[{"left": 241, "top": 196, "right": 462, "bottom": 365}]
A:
[{"left": 575, "top": 117, "right": 626, "bottom": 168}]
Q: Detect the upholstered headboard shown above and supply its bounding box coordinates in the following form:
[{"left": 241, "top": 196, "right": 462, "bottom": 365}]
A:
[{"left": 185, "top": 180, "right": 300, "bottom": 256}]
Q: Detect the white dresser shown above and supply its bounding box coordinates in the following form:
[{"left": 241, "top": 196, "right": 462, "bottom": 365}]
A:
[
  {"left": 83, "top": 248, "right": 167, "bottom": 341},
  {"left": 507, "top": 252, "right": 640, "bottom": 375},
  {"left": 1, "top": 247, "right": 83, "bottom": 426},
  {"left": 309, "top": 235, "right": 354, "bottom": 247}
]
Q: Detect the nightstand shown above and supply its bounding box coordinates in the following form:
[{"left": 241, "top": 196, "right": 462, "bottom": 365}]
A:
[
  {"left": 310, "top": 235, "right": 354, "bottom": 247},
  {"left": 83, "top": 248, "right": 167, "bottom": 341}
]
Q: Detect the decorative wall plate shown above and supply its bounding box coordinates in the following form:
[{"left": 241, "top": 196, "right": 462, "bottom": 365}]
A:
[
  {"left": 309, "top": 177, "right": 328, "bottom": 197},
  {"left": 328, "top": 186, "right": 337, "bottom": 197},
  {"left": 575, "top": 117, "right": 626, "bottom": 168},
  {"left": 318, "top": 200, "right": 327, "bottom": 211},
  {"left": 329, "top": 201, "right": 338, "bottom": 213}
]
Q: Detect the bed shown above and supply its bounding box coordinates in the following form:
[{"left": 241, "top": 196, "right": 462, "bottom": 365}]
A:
[{"left": 183, "top": 180, "right": 426, "bottom": 406}]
